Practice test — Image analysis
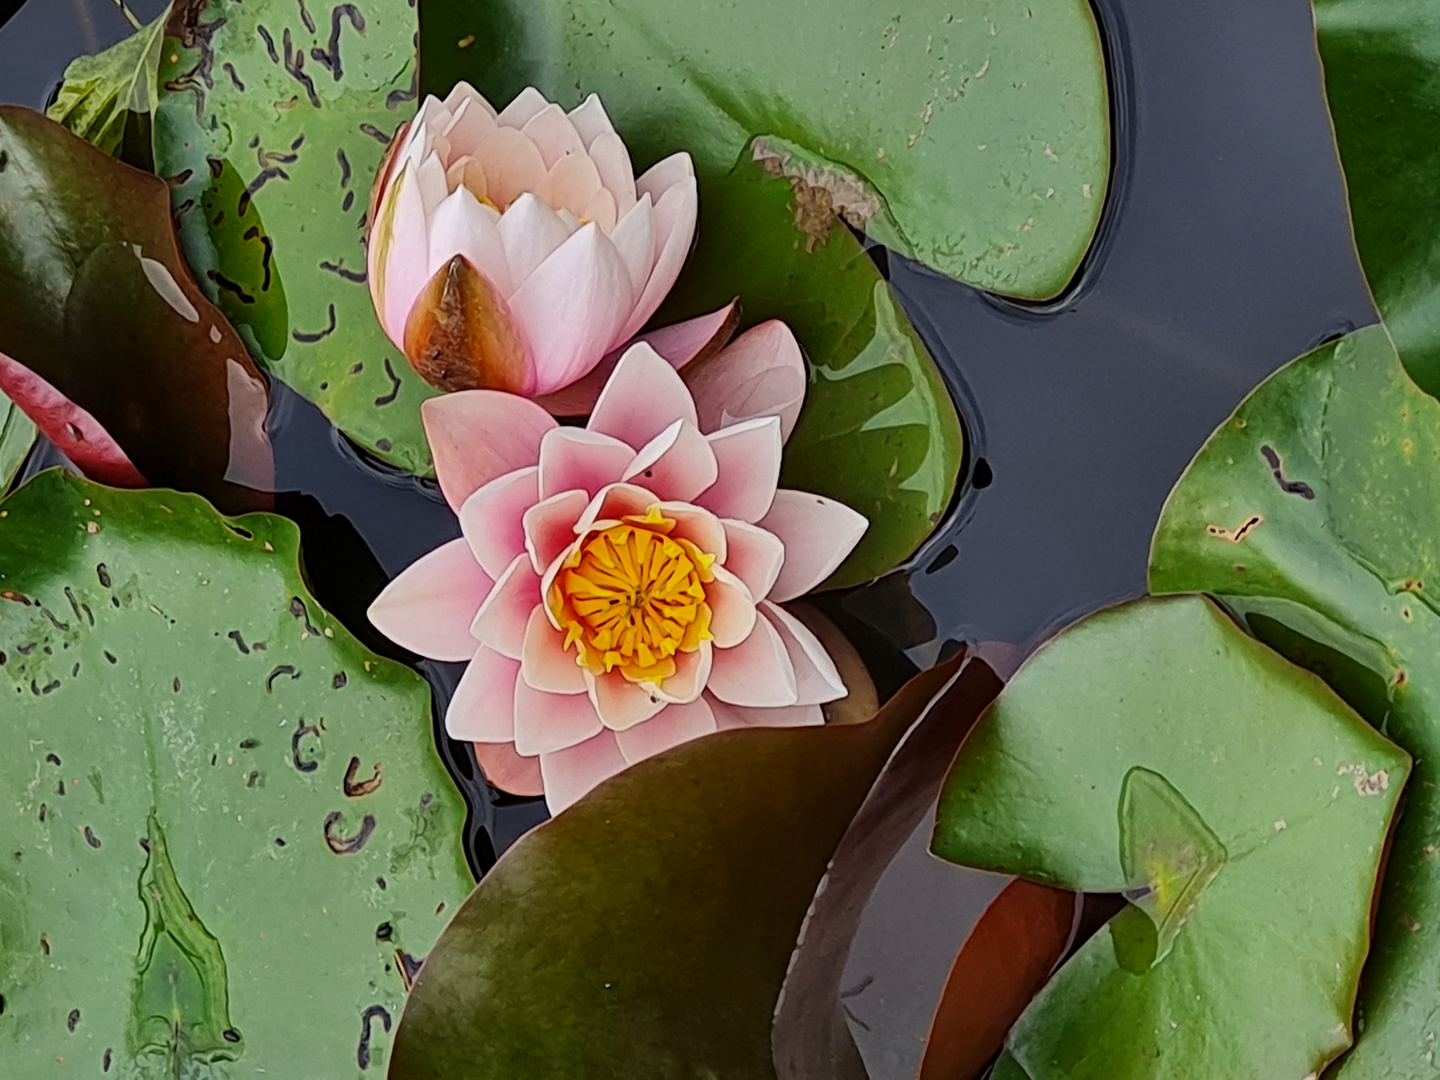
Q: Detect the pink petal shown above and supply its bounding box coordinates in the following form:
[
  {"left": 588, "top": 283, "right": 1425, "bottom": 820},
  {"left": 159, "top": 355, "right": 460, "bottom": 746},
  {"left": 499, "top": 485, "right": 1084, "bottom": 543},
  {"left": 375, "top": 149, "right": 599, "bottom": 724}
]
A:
[
  {"left": 614, "top": 698, "right": 718, "bottom": 765},
  {"left": 532, "top": 300, "right": 738, "bottom": 418},
  {"left": 635, "top": 151, "right": 695, "bottom": 201},
  {"left": 521, "top": 606, "right": 587, "bottom": 694},
  {"left": 588, "top": 131, "right": 637, "bottom": 216},
  {"left": 427, "top": 186, "right": 513, "bottom": 295},
  {"left": 538, "top": 427, "right": 635, "bottom": 499},
  {"left": 470, "top": 554, "right": 541, "bottom": 660},
  {"left": 709, "top": 696, "right": 824, "bottom": 730},
  {"left": 496, "top": 86, "right": 551, "bottom": 129},
  {"left": 514, "top": 675, "right": 603, "bottom": 755},
  {"left": 378, "top": 162, "right": 430, "bottom": 346},
  {"left": 572, "top": 482, "right": 659, "bottom": 537},
  {"left": 759, "top": 601, "right": 846, "bottom": 705},
  {"left": 522, "top": 489, "right": 590, "bottom": 573},
  {"left": 368, "top": 538, "right": 493, "bottom": 662},
  {"left": 587, "top": 343, "right": 698, "bottom": 450},
  {"left": 567, "top": 93, "right": 617, "bottom": 147},
  {"left": 498, "top": 192, "right": 575, "bottom": 290},
  {"left": 508, "top": 224, "right": 635, "bottom": 395},
  {"left": 538, "top": 728, "right": 629, "bottom": 813},
  {"left": 758, "top": 490, "right": 869, "bottom": 602},
  {"left": 537, "top": 151, "right": 604, "bottom": 219},
  {"left": 588, "top": 669, "right": 668, "bottom": 730},
  {"left": 621, "top": 419, "right": 718, "bottom": 503},
  {"left": 608, "top": 194, "right": 655, "bottom": 295},
  {"left": 473, "top": 126, "right": 548, "bottom": 208},
  {"left": 441, "top": 93, "right": 499, "bottom": 158},
  {"left": 719, "top": 520, "right": 785, "bottom": 601},
  {"left": 445, "top": 645, "right": 520, "bottom": 741},
  {"left": 652, "top": 642, "right": 713, "bottom": 705},
  {"left": 442, "top": 82, "right": 496, "bottom": 116},
  {"left": 519, "top": 103, "right": 587, "bottom": 167},
  {"left": 685, "top": 320, "right": 807, "bottom": 441},
  {"left": 415, "top": 152, "right": 450, "bottom": 218},
  {"left": 459, "top": 466, "right": 539, "bottom": 579},
  {"left": 706, "top": 613, "right": 798, "bottom": 707},
  {"left": 475, "top": 741, "right": 544, "bottom": 797},
  {"left": 617, "top": 167, "right": 698, "bottom": 342},
  {"left": 696, "top": 416, "right": 781, "bottom": 523},
  {"left": 421, "top": 391, "right": 555, "bottom": 511},
  {"left": 0, "top": 353, "right": 146, "bottom": 488},
  {"left": 706, "top": 567, "right": 756, "bottom": 648},
  {"left": 652, "top": 501, "right": 727, "bottom": 561}
]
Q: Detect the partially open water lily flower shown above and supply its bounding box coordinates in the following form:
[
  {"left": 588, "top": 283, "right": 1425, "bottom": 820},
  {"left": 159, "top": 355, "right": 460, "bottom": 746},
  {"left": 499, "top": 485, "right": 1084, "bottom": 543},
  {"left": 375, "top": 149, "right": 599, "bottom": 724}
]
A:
[
  {"left": 369, "top": 336, "right": 866, "bottom": 812},
  {"left": 367, "top": 83, "right": 698, "bottom": 399}
]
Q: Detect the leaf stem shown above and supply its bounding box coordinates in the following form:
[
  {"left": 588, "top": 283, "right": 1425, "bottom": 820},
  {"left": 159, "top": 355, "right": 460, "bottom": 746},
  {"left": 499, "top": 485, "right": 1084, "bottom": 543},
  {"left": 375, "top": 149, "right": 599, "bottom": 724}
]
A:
[{"left": 112, "top": 0, "right": 143, "bottom": 31}]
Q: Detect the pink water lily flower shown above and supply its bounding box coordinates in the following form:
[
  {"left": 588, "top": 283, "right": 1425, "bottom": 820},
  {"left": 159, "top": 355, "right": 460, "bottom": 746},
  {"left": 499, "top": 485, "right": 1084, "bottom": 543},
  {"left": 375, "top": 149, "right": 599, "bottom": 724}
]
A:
[
  {"left": 369, "top": 332, "right": 866, "bottom": 813},
  {"left": 367, "top": 82, "right": 697, "bottom": 399}
]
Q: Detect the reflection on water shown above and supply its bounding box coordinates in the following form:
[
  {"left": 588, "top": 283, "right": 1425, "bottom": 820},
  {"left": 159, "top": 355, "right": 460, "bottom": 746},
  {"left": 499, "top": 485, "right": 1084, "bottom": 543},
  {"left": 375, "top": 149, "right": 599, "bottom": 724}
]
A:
[{"left": 0, "top": 0, "right": 1380, "bottom": 1074}]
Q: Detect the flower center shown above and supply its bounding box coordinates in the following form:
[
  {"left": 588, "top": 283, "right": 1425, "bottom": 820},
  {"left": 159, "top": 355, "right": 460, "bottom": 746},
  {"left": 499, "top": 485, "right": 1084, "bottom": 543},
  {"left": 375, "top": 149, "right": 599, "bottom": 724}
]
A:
[{"left": 549, "top": 509, "right": 714, "bottom": 683}]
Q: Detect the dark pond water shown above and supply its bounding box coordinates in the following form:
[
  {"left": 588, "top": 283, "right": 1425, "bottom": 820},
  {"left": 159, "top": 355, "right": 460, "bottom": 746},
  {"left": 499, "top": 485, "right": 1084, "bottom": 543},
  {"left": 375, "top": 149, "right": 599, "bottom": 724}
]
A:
[{"left": 0, "top": 0, "right": 1377, "bottom": 1075}]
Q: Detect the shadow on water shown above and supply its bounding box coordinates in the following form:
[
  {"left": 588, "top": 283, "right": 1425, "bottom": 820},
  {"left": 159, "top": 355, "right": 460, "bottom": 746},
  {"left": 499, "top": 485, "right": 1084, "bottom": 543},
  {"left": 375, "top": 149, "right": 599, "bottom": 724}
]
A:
[{"left": 0, "top": 0, "right": 1380, "bottom": 1073}]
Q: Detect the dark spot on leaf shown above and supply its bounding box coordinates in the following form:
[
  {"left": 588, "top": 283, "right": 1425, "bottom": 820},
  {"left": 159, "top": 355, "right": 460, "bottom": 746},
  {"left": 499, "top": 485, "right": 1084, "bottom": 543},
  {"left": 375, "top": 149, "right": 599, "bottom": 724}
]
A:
[
  {"left": 375, "top": 922, "right": 394, "bottom": 941},
  {"left": 227, "top": 630, "right": 251, "bottom": 654},
  {"left": 396, "top": 950, "right": 423, "bottom": 990},
  {"left": 104, "top": 651, "right": 117, "bottom": 665},
  {"left": 239, "top": 738, "right": 259, "bottom": 749},
  {"left": 223, "top": 1028, "right": 241, "bottom": 1044},
  {"left": 207, "top": 269, "right": 256, "bottom": 304},
  {"left": 222, "top": 61, "right": 245, "bottom": 91},
  {"left": 83, "top": 827, "right": 101, "bottom": 849},
  {"left": 257, "top": 24, "right": 280, "bottom": 62},
  {"left": 38, "top": 803, "right": 46, "bottom": 822},
  {"left": 293, "top": 303, "right": 338, "bottom": 343},
  {"left": 40, "top": 933, "right": 49, "bottom": 955},
  {"left": 357, "top": 1004, "right": 392, "bottom": 1070},
  {"left": 266, "top": 665, "right": 300, "bottom": 692},
  {"left": 336, "top": 148, "right": 352, "bottom": 187},
  {"left": 332, "top": 671, "right": 347, "bottom": 689},
  {"left": 376, "top": 876, "right": 387, "bottom": 890},
  {"left": 45, "top": 753, "right": 61, "bottom": 766},
  {"left": 66, "top": 1008, "right": 79, "bottom": 1032},
  {"left": 1259, "top": 444, "right": 1316, "bottom": 499},
  {"left": 55, "top": 780, "right": 65, "bottom": 796},
  {"left": 297, "top": 0, "right": 317, "bottom": 33},
  {"left": 376, "top": 438, "right": 393, "bottom": 452},
  {"left": 324, "top": 811, "right": 377, "bottom": 854},
  {"left": 320, "top": 259, "right": 366, "bottom": 282},
  {"left": 342, "top": 190, "right": 355, "bottom": 212},
  {"left": 40, "top": 680, "right": 60, "bottom": 695},
  {"left": 291, "top": 719, "right": 321, "bottom": 772},
  {"left": 103, "top": 1048, "right": 112, "bottom": 1072},
  {"left": 386, "top": 66, "right": 419, "bottom": 110},
  {"left": 41, "top": 607, "right": 70, "bottom": 631},
  {"left": 344, "top": 756, "right": 383, "bottom": 797},
  {"left": 274, "top": 836, "right": 286, "bottom": 846},
  {"left": 246, "top": 771, "right": 261, "bottom": 788},
  {"left": 375, "top": 357, "right": 403, "bottom": 406},
  {"left": 172, "top": 677, "right": 182, "bottom": 693},
  {"left": 1, "top": 589, "right": 31, "bottom": 605},
  {"left": 359, "top": 123, "right": 392, "bottom": 145}
]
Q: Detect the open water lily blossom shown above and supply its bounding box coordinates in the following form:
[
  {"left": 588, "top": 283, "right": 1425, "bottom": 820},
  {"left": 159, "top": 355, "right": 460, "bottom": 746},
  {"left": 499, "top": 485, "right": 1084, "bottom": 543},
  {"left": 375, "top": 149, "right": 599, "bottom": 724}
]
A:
[
  {"left": 369, "top": 333, "right": 867, "bottom": 812},
  {"left": 367, "top": 83, "right": 698, "bottom": 399}
]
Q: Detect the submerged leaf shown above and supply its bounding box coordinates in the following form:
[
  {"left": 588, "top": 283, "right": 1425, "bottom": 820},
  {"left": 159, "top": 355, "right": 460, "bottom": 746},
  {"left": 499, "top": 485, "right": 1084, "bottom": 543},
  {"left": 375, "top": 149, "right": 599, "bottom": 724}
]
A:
[
  {"left": 422, "top": 0, "right": 1110, "bottom": 299},
  {"left": 0, "top": 106, "right": 271, "bottom": 511},
  {"left": 933, "top": 596, "right": 1407, "bottom": 1080},
  {"left": 0, "top": 470, "right": 472, "bottom": 1076},
  {"left": 390, "top": 656, "right": 1003, "bottom": 1079},
  {"left": 1150, "top": 325, "right": 1440, "bottom": 1077}
]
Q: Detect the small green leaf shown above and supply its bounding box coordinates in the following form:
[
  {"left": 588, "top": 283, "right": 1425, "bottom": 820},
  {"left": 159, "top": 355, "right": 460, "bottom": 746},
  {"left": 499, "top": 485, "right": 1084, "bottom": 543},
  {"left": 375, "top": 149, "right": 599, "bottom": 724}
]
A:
[
  {"left": 0, "top": 389, "right": 36, "bottom": 493},
  {"left": 933, "top": 595, "right": 1408, "bottom": 1080},
  {"left": 390, "top": 657, "right": 1001, "bottom": 1079},
  {"left": 1315, "top": 0, "right": 1440, "bottom": 396},
  {"left": 662, "top": 149, "right": 964, "bottom": 587},
  {"left": 1150, "top": 324, "right": 1440, "bottom": 1078},
  {"left": 0, "top": 470, "right": 472, "bottom": 1076},
  {"left": 422, "top": 0, "right": 1110, "bottom": 299},
  {"left": 46, "top": 6, "right": 167, "bottom": 166},
  {"left": 154, "top": 0, "right": 436, "bottom": 473},
  {"left": 0, "top": 106, "right": 271, "bottom": 511}
]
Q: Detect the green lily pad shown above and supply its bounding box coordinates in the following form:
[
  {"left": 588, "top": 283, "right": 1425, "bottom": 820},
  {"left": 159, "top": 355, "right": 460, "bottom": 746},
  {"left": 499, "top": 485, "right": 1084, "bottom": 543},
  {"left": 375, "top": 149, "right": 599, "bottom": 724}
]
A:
[
  {"left": 664, "top": 149, "right": 964, "bottom": 589},
  {"left": 422, "top": 0, "right": 1110, "bottom": 300},
  {"left": 389, "top": 656, "right": 1002, "bottom": 1079},
  {"left": 151, "top": 0, "right": 438, "bottom": 474},
  {"left": 0, "top": 469, "right": 472, "bottom": 1077},
  {"left": 0, "top": 105, "right": 271, "bottom": 512},
  {"left": 1149, "top": 324, "right": 1440, "bottom": 1077},
  {"left": 0, "top": 390, "right": 36, "bottom": 493},
  {"left": 932, "top": 595, "right": 1408, "bottom": 1080},
  {"left": 1315, "top": 0, "right": 1440, "bottom": 397}
]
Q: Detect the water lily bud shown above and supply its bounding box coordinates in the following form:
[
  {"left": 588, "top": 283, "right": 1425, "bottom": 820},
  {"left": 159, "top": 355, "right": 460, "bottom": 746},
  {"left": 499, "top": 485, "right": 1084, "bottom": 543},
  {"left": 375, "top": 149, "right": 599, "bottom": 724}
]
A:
[{"left": 367, "top": 84, "right": 698, "bottom": 398}]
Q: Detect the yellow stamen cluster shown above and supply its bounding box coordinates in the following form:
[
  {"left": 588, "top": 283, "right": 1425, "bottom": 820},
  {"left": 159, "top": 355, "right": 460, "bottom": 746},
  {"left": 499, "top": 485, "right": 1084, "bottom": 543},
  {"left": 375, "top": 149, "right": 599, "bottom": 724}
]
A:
[{"left": 549, "top": 508, "right": 714, "bottom": 683}]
